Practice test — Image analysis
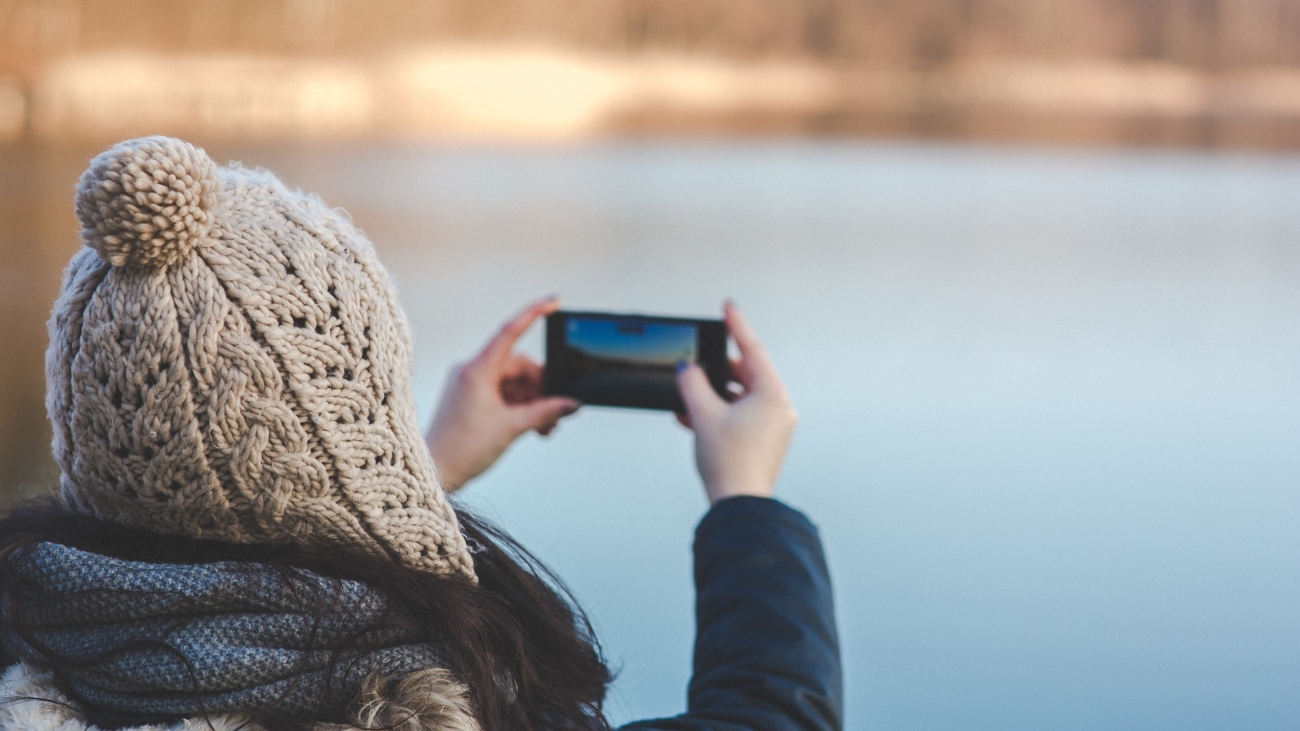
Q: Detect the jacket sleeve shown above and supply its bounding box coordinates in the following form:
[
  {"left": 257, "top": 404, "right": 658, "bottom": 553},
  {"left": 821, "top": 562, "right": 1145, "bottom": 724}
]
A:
[{"left": 620, "top": 496, "right": 841, "bottom": 731}]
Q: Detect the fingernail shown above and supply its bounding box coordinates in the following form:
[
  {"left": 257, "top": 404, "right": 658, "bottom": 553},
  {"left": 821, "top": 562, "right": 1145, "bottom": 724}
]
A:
[
  {"left": 676, "top": 360, "right": 689, "bottom": 374},
  {"left": 562, "top": 402, "right": 580, "bottom": 415}
]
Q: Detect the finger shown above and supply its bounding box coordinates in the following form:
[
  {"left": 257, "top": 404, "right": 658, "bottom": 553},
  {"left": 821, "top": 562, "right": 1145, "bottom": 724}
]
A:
[
  {"left": 724, "top": 301, "right": 780, "bottom": 386},
  {"left": 510, "top": 396, "right": 580, "bottom": 433},
  {"left": 500, "top": 374, "right": 541, "bottom": 405},
  {"left": 675, "top": 411, "right": 693, "bottom": 430},
  {"left": 724, "top": 380, "right": 747, "bottom": 402},
  {"left": 500, "top": 355, "right": 544, "bottom": 404},
  {"left": 677, "top": 361, "right": 726, "bottom": 422},
  {"left": 501, "top": 353, "right": 543, "bottom": 381},
  {"left": 729, "top": 356, "right": 755, "bottom": 390},
  {"left": 478, "top": 297, "right": 560, "bottom": 367},
  {"left": 501, "top": 354, "right": 545, "bottom": 392}
]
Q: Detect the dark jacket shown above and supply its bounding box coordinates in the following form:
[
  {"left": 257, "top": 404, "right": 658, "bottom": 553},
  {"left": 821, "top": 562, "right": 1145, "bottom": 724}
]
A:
[{"left": 623, "top": 496, "right": 842, "bottom": 731}]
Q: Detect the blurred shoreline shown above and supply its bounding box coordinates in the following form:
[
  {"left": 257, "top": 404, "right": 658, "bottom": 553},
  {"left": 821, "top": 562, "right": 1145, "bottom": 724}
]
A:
[
  {"left": 4, "top": 48, "right": 1300, "bottom": 148},
  {"left": 5, "top": 0, "right": 1300, "bottom": 149}
]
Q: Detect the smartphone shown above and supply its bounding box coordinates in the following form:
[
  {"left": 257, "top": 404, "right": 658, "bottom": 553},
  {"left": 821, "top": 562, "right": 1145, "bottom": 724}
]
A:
[{"left": 544, "top": 310, "right": 730, "bottom": 411}]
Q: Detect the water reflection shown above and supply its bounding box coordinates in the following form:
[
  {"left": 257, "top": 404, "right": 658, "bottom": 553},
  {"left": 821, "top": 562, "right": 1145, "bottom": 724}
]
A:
[{"left": 1, "top": 141, "right": 1297, "bottom": 729}]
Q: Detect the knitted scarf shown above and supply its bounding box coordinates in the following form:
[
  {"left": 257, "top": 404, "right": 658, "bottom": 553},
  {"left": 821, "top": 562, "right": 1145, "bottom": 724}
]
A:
[{"left": 1, "top": 541, "right": 454, "bottom": 723}]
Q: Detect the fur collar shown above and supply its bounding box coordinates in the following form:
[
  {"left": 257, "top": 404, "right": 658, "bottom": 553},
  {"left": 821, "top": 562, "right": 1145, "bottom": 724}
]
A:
[{"left": 0, "top": 662, "right": 481, "bottom": 731}]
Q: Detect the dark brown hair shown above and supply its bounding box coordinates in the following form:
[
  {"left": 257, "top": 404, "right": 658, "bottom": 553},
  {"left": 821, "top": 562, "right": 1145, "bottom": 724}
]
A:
[{"left": 0, "top": 501, "right": 612, "bottom": 731}]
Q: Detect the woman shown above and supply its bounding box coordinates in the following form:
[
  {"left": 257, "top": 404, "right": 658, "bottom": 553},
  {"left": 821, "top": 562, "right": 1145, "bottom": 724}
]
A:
[{"left": 0, "top": 137, "right": 840, "bottom": 731}]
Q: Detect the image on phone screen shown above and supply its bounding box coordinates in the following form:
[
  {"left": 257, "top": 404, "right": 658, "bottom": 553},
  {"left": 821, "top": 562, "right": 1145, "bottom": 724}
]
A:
[
  {"left": 566, "top": 317, "right": 695, "bottom": 402},
  {"left": 544, "top": 311, "right": 729, "bottom": 411}
]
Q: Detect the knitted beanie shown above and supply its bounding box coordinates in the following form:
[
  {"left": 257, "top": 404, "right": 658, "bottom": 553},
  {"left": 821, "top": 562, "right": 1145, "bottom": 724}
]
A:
[{"left": 45, "top": 136, "right": 474, "bottom": 580}]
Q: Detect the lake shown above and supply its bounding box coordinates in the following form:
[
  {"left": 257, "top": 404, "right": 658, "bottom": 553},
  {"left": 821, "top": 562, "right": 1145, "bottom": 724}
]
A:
[{"left": 2, "top": 140, "right": 1298, "bottom": 729}]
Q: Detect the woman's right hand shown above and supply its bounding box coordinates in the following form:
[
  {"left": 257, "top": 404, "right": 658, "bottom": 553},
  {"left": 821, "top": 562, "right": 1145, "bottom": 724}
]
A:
[
  {"left": 676, "top": 302, "right": 798, "bottom": 504},
  {"left": 425, "top": 298, "right": 580, "bottom": 492}
]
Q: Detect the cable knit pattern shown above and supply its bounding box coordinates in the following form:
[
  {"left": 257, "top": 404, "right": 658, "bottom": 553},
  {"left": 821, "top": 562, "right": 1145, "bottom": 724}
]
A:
[{"left": 46, "top": 136, "right": 474, "bottom": 579}]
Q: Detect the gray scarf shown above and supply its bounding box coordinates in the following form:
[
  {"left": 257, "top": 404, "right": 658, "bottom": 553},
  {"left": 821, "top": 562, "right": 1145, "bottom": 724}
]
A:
[{"left": 1, "top": 542, "right": 452, "bottom": 721}]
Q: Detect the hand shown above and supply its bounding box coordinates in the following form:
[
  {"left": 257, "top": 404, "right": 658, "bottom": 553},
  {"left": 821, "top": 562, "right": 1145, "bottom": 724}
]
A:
[
  {"left": 676, "top": 302, "right": 798, "bottom": 505},
  {"left": 426, "top": 298, "right": 580, "bottom": 492}
]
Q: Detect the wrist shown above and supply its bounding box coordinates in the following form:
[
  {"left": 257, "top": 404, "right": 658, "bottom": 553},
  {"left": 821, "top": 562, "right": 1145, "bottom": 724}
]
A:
[
  {"left": 432, "top": 464, "right": 466, "bottom": 492},
  {"left": 705, "top": 481, "right": 775, "bottom": 504},
  {"left": 427, "top": 438, "right": 466, "bottom": 492}
]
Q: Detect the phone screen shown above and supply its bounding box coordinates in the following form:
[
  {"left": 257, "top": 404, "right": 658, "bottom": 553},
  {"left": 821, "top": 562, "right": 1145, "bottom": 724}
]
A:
[
  {"left": 568, "top": 316, "right": 697, "bottom": 364},
  {"left": 545, "top": 312, "right": 728, "bottom": 411}
]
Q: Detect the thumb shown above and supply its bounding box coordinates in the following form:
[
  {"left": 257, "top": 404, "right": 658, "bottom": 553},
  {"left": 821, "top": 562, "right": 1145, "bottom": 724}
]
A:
[
  {"left": 512, "top": 397, "right": 580, "bottom": 433},
  {"left": 677, "top": 362, "right": 725, "bottom": 422}
]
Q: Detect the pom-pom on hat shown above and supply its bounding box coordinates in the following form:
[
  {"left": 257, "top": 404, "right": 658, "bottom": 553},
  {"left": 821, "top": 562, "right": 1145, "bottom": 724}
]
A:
[
  {"left": 75, "top": 137, "right": 219, "bottom": 269},
  {"left": 47, "top": 136, "right": 475, "bottom": 580}
]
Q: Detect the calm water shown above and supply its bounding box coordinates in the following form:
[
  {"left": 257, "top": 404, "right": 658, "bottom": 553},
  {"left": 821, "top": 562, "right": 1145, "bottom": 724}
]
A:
[{"left": 6, "top": 141, "right": 1300, "bottom": 729}]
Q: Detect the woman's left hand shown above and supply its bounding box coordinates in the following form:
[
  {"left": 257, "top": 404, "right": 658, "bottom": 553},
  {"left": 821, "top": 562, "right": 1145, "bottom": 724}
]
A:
[{"left": 426, "top": 298, "right": 580, "bottom": 492}]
